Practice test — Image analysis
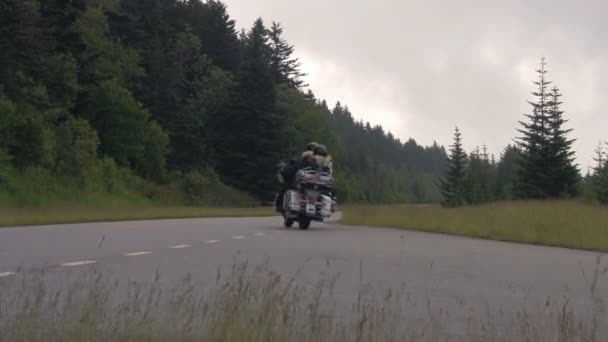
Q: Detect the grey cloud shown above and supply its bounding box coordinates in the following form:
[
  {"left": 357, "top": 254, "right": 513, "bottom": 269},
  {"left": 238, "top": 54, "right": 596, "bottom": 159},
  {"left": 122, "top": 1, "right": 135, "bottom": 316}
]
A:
[{"left": 223, "top": 0, "right": 608, "bottom": 165}]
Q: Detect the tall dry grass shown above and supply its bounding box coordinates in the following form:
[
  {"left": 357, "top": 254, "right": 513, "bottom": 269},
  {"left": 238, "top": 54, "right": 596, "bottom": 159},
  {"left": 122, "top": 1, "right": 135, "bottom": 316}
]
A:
[
  {"left": 0, "top": 258, "right": 605, "bottom": 341},
  {"left": 341, "top": 201, "right": 608, "bottom": 252}
]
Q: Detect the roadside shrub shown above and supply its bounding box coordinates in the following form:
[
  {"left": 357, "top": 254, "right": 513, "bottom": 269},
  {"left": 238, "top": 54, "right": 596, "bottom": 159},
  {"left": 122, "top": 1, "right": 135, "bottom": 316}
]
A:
[
  {"left": 137, "top": 121, "right": 169, "bottom": 182},
  {"left": 181, "top": 169, "right": 256, "bottom": 206},
  {"left": 11, "top": 116, "right": 55, "bottom": 169},
  {"left": 87, "top": 79, "right": 149, "bottom": 166},
  {"left": 56, "top": 117, "right": 100, "bottom": 175},
  {"left": 0, "top": 89, "right": 16, "bottom": 150},
  {"left": 99, "top": 156, "right": 120, "bottom": 192},
  {"left": 0, "top": 148, "right": 10, "bottom": 181}
]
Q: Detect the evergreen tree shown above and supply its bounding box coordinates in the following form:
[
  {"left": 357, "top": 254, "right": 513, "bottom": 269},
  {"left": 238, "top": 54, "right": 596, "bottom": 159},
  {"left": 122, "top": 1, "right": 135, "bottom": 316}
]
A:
[
  {"left": 515, "top": 58, "right": 557, "bottom": 198},
  {"left": 495, "top": 145, "right": 520, "bottom": 200},
  {"left": 546, "top": 86, "right": 579, "bottom": 196},
  {"left": 464, "top": 148, "right": 483, "bottom": 204},
  {"left": 464, "top": 145, "right": 495, "bottom": 204},
  {"left": 188, "top": 0, "right": 240, "bottom": 72},
  {"left": 593, "top": 141, "right": 608, "bottom": 204},
  {"left": 160, "top": 29, "right": 232, "bottom": 170},
  {"left": 593, "top": 142, "right": 605, "bottom": 175},
  {"left": 212, "top": 18, "right": 286, "bottom": 200},
  {"left": 268, "top": 22, "right": 307, "bottom": 88},
  {"left": 440, "top": 127, "right": 467, "bottom": 207},
  {"left": 71, "top": 6, "right": 145, "bottom": 86}
]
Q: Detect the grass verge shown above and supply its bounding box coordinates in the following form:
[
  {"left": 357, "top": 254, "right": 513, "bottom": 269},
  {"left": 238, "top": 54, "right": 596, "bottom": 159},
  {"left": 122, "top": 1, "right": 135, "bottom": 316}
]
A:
[
  {"left": 0, "top": 259, "right": 604, "bottom": 341},
  {"left": 341, "top": 200, "right": 608, "bottom": 252},
  {"left": 0, "top": 206, "right": 273, "bottom": 228}
]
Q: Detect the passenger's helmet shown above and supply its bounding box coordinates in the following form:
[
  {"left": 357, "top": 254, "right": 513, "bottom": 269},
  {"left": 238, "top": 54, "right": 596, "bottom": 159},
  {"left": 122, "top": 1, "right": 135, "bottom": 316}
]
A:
[
  {"left": 306, "top": 142, "right": 319, "bottom": 151},
  {"left": 313, "top": 145, "right": 328, "bottom": 157}
]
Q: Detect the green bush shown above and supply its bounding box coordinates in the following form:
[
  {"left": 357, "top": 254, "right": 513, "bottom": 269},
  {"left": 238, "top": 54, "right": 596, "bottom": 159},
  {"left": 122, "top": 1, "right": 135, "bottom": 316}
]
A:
[
  {"left": 180, "top": 169, "right": 256, "bottom": 206},
  {"left": 0, "top": 89, "right": 16, "bottom": 148},
  {"left": 12, "top": 116, "right": 55, "bottom": 169},
  {"left": 56, "top": 118, "right": 100, "bottom": 175},
  {"left": 137, "top": 121, "right": 169, "bottom": 182},
  {"left": 87, "top": 79, "right": 150, "bottom": 166},
  {"left": 100, "top": 156, "right": 120, "bottom": 192}
]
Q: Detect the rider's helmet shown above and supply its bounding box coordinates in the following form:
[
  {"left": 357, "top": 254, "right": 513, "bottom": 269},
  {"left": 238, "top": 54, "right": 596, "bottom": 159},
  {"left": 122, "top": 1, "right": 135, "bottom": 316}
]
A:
[
  {"left": 306, "top": 142, "right": 319, "bottom": 151},
  {"left": 313, "top": 145, "right": 328, "bottom": 157}
]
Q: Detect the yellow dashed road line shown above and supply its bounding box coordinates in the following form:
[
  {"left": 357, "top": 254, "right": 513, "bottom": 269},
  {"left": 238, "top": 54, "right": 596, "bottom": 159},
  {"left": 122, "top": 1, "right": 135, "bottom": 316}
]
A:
[{"left": 204, "top": 240, "right": 220, "bottom": 244}]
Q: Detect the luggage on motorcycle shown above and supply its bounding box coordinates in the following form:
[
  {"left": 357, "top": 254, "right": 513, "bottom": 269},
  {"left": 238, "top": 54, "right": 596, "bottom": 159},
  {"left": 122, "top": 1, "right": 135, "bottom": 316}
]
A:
[
  {"left": 320, "top": 195, "right": 333, "bottom": 217},
  {"left": 283, "top": 190, "right": 300, "bottom": 212}
]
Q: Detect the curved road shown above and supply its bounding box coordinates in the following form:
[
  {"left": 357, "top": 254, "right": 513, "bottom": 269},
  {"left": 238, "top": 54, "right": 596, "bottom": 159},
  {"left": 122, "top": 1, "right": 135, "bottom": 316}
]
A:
[{"left": 0, "top": 215, "right": 606, "bottom": 335}]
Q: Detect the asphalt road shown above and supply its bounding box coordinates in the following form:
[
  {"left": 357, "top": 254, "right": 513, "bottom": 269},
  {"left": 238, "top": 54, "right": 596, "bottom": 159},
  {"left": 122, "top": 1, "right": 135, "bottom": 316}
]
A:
[{"left": 1, "top": 215, "right": 606, "bottom": 336}]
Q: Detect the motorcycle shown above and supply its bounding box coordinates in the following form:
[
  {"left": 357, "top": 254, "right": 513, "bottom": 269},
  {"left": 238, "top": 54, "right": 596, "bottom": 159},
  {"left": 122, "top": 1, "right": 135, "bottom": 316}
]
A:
[{"left": 279, "top": 167, "right": 336, "bottom": 230}]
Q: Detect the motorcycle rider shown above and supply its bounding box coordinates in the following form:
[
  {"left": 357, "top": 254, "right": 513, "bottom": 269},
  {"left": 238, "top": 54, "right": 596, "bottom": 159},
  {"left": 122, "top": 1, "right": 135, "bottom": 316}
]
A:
[{"left": 275, "top": 142, "right": 322, "bottom": 212}]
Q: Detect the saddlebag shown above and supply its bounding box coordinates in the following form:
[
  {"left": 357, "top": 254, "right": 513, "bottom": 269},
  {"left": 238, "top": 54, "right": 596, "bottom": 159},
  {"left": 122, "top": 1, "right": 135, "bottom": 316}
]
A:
[{"left": 284, "top": 190, "right": 301, "bottom": 211}]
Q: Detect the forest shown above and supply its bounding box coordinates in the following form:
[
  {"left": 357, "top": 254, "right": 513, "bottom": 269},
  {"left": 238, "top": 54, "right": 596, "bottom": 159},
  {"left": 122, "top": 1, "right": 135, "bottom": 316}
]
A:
[
  {"left": 1, "top": 1, "right": 605, "bottom": 208},
  {"left": 0, "top": 0, "right": 447, "bottom": 207}
]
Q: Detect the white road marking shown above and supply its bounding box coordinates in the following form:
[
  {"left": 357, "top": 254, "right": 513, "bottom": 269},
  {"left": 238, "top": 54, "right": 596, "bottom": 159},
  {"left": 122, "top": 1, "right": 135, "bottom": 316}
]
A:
[
  {"left": 61, "top": 260, "right": 97, "bottom": 267},
  {"left": 254, "top": 233, "right": 265, "bottom": 237},
  {"left": 232, "top": 236, "right": 246, "bottom": 240},
  {"left": 124, "top": 251, "right": 152, "bottom": 257},
  {"left": 205, "top": 240, "right": 220, "bottom": 244},
  {"left": 170, "top": 244, "right": 191, "bottom": 249},
  {"left": 0, "top": 272, "right": 16, "bottom": 277}
]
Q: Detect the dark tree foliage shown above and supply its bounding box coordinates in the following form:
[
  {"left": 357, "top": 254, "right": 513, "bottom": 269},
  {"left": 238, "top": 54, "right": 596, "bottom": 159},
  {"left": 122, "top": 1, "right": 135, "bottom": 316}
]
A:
[
  {"left": 317, "top": 102, "right": 447, "bottom": 203},
  {"left": 516, "top": 58, "right": 579, "bottom": 199},
  {"left": 268, "top": 22, "right": 307, "bottom": 88},
  {"left": 0, "top": 0, "right": 452, "bottom": 203},
  {"left": 464, "top": 146, "right": 494, "bottom": 205},
  {"left": 439, "top": 127, "right": 467, "bottom": 207},
  {"left": 593, "top": 142, "right": 608, "bottom": 204},
  {"left": 494, "top": 145, "right": 520, "bottom": 200},
  {"left": 177, "top": 0, "right": 240, "bottom": 72},
  {"left": 212, "top": 18, "right": 287, "bottom": 200},
  {"left": 546, "top": 86, "right": 579, "bottom": 197},
  {"left": 0, "top": 0, "right": 54, "bottom": 105}
]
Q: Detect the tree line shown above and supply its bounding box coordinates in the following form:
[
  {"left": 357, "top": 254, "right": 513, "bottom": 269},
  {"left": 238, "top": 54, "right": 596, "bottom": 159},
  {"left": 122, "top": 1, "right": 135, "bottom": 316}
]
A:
[
  {"left": 0, "top": 0, "right": 447, "bottom": 205},
  {"left": 440, "top": 59, "right": 607, "bottom": 206}
]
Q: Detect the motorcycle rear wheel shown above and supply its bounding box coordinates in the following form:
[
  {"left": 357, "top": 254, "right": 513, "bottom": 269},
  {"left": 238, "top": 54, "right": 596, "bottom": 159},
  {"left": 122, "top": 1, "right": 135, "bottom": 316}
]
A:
[
  {"left": 298, "top": 218, "right": 311, "bottom": 230},
  {"left": 284, "top": 216, "right": 295, "bottom": 228}
]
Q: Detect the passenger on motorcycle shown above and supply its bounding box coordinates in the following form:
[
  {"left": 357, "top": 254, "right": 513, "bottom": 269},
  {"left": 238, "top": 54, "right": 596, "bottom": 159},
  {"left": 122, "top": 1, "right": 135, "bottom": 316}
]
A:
[
  {"left": 312, "top": 145, "right": 333, "bottom": 173},
  {"left": 275, "top": 142, "right": 332, "bottom": 212}
]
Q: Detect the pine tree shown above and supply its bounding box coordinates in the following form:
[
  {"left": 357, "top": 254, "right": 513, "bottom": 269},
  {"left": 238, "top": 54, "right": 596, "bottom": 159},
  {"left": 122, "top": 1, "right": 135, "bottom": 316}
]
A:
[
  {"left": 495, "top": 145, "right": 520, "bottom": 200},
  {"left": 464, "top": 148, "right": 483, "bottom": 204},
  {"left": 440, "top": 127, "right": 467, "bottom": 207},
  {"left": 212, "top": 18, "right": 287, "bottom": 200},
  {"left": 180, "top": 0, "right": 240, "bottom": 72},
  {"left": 593, "top": 141, "right": 608, "bottom": 204},
  {"left": 268, "top": 22, "right": 307, "bottom": 88},
  {"left": 515, "top": 58, "right": 556, "bottom": 199},
  {"left": 593, "top": 142, "right": 604, "bottom": 175},
  {"left": 546, "top": 86, "right": 579, "bottom": 196}
]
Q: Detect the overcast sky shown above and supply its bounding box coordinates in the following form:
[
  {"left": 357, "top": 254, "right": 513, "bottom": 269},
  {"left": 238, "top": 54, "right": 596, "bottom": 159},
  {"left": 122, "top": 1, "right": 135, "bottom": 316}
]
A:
[{"left": 223, "top": 0, "right": 606, "bottom": 170}]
